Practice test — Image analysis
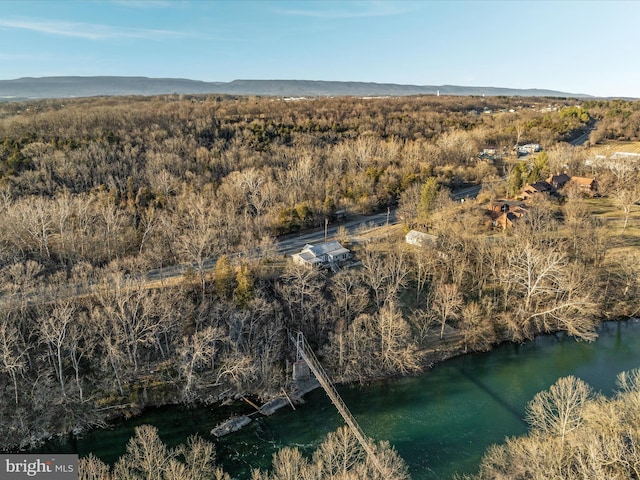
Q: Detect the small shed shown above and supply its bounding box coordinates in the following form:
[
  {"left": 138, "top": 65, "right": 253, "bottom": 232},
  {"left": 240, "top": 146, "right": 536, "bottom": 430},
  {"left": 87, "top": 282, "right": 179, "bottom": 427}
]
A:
[{"left": 405, "top": 230, "right": 437, "bottom": 247}]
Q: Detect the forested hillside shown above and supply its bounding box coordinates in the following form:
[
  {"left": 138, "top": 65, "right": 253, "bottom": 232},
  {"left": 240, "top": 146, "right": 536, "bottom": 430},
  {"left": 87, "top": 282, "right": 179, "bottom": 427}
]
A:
[
  {"left": 0, "top": 76, "right": 587, "bottom": 100},
  {"left": 0, "top": 94, "right": 638, "bottom": 452}
]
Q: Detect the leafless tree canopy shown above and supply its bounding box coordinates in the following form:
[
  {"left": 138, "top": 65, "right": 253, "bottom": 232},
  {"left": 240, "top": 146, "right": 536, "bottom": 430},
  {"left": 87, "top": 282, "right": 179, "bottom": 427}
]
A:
[
  {"left": 469, "top": 370, "right": 640, "bottom": 480},
  {"left": 0, "top": 94, "right": 636, "bottom": 470}
]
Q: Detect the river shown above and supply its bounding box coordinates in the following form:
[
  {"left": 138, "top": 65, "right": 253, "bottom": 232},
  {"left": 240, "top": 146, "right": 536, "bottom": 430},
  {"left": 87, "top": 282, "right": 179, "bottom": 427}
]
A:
[{"left": 39, "top": 319, "right": 640, "bottom": 479}]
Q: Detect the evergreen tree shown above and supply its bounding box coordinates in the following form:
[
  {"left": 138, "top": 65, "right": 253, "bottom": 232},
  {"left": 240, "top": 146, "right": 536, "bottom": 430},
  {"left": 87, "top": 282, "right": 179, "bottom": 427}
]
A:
[
  {"left": 416, "top": 177, "right": 439, "bottom": 227},
  {"left": 234, "top": 264, "right": 254, "bottom": 309},
  {"left": 507, "top": 162, "right": 526, "bottom": 197},
  {"left": 527, "top": 151, "right": 549, "bottom": 184},
  {"left": 214, "top": 255, "right": 234, "bottom": 299}
]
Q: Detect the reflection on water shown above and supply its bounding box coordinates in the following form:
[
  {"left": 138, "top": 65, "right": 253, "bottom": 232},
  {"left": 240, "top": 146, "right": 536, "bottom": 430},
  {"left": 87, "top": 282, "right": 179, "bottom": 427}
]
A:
[{"left": 40, "top": 319, "right": 640, "bottom": 479}]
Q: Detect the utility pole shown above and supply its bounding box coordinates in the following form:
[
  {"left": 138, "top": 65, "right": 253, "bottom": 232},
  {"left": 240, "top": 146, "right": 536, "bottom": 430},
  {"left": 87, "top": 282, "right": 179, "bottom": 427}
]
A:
[
  {"left": 386, "top": 206, "right": 390, "bottom": 226},
  {"left": 324, "top": 217, "right": 328, "bottom": 242}
]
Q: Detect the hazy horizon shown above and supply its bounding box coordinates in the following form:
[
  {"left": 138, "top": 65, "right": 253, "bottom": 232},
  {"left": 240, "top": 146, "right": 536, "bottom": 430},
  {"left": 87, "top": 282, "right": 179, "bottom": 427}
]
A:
[{"left": 1, "top": 1, "right": 639, "bottom": 98}]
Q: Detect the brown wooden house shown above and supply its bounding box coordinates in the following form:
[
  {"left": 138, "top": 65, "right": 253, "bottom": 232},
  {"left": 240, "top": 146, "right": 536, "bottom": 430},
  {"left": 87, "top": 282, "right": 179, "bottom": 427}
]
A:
[{"left": 568, "top": 176, "right": 598, "bottom": 195}]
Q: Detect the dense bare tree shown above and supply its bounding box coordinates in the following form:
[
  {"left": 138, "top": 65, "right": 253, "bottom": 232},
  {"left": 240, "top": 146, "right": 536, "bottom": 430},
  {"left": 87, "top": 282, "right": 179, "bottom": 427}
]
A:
[
  {"left": 78, "top": 454, "right": 112, "bottom": 480},
  {"left": 174, "top": 190, "right": 220, "bottom": 293},
  {"left": 501, "top": 243, "right": 597, "bottom": 341},
  {"left": 214, "top": 348, "right": 258, "bottom": 392},
  {"left": 253, "top": 426, "right": 409, "bottom": 480},
  {"left": 96, "top": 193, "right": 129, "bottom": 262},
  {"left": 95, "top": 275, "right": 161, "bottom": 372},
  {"left": 103, "top": 425, "right": 230, "bottom": 480},
  {"left": 137, "top": 205, "right": 159, "bottom": 255},
  {"left": 92, "top": 306, "right": 127, "bottom": 397},
  {"left": 0, "top": 260, "right": 43, "bottom": 323},
  {"left": 0, "top": 311, "right": 28, "bottom": 404},
  {"left": 39, "top": 300, "right": 74, "bottom": 397},
  {"left": 359, "top": 245, "right": 391, "bottom": 308},
  {"left": 325, "top": 301, "right": 421, "bottom": 380},
  {"left": 458, "top": 302, "right": 496, "bottom": 353},
  {"left": 176, "top": 435, "right": 230, "bottom": 480},
  {"left": 385, "top": 249, "right": 409, "bottom": 300},
  {"left": 277, "top": 263, "right": 325, "bottom": 334},
  {"left": 432, "top": 283, "right": 463, "bottom": 340},
  {"left": 112, "top": 425, "right": 171, "bottom": 478},
  {"left": 526, "top": 375, "right": 593, "bottom": 443},
  {"left": 65, "top": 310, "right": 94, "bottom": 403},
  {"left": 470, "top": 370, "right": 640, "bottom": 480},
  {"left": 376, "top": 301, "right": 423, "bottom": 375},
  {"left": 329, "top": 269, "right": 369, "bottom": 324},
  {"left": 408, "top": 243, "right": 438, "bottom": 304},
  {"left": 178, "top": 326, "right": 224, "bottom": 402}
]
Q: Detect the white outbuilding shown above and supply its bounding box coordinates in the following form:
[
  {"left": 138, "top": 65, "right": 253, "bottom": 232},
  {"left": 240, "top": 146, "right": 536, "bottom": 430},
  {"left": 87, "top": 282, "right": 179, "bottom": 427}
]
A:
[{"left": 405, "top": 230, "right": 437, "bottom": 247}]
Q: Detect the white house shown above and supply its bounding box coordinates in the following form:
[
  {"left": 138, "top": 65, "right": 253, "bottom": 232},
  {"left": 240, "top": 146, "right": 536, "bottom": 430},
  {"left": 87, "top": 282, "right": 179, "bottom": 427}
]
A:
[
  {"left": 517, "top": 143, "right": 542, "bottom": 155},
  {"left": 291, "top": 241, "right": 350, "bottom": 268}
]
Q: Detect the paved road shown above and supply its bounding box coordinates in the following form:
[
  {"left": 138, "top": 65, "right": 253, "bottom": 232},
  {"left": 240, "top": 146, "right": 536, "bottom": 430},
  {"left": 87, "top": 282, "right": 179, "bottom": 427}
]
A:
[
  {"left": 102, "top": 183, "right": 483, "bottom": 284},
  {"left": 1, "top": 184, "right": 483, "bottom": 305},
  {"left": 450, "top": 184, "right": 483, "bottom": 200},
  {"left": 569, "top": 120, "right": 597, "bottom": 146},
  {"left": 278, "top": 182, "right": 486, "bottom": 255},
  {"left": 276, "top": 210, "right": 398, "bottom": 255}
]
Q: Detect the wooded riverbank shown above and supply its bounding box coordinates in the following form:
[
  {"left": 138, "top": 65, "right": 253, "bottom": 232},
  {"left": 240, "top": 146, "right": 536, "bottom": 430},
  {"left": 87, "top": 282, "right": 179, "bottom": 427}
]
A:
[{"left": 33, "top": 319, "right": 640, "bottom": 480}]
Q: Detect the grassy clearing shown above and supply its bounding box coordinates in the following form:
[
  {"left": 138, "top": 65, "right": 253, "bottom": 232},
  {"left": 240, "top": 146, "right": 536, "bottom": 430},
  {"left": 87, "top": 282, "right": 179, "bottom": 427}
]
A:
[
  {"left": 578, "top": 197, "right": 640, "bottom": 281},
  {"left": 588, "top": 141, "right": 640, "bottom": 156},
  {"left": 582, "top": 196, "right": 640, "bottom": 241}
]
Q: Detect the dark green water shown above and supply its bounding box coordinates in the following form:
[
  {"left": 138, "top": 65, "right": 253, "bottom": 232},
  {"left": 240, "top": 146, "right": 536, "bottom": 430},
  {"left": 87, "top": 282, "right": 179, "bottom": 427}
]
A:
[{"left": 41, "top": 319, "right": 640, "bottom": 479}]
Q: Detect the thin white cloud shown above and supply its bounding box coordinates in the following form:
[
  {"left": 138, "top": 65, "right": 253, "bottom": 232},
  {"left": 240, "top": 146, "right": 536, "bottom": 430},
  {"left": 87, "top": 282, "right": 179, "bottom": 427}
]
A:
[
  {"left": 274, "top": 0, "right": 414, "bottom": 18},
  {"left": 0, "top": 17, "right": 188, "bottom": 41}
]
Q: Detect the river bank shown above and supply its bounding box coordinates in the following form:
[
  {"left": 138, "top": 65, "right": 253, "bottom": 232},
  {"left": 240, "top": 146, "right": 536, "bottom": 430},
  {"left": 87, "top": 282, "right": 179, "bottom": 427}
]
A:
[
  {"left": 20, "top": 308, "right": 609, "bottom": 455},
  {"left": 218, "top": 319, "right": 640, "bottom": 479},
  {"left": 32, "top": 318, "right": 640, "bottom": 479},
  {"left": 7, "top": 318, "right": 466, "bottom": 454}
]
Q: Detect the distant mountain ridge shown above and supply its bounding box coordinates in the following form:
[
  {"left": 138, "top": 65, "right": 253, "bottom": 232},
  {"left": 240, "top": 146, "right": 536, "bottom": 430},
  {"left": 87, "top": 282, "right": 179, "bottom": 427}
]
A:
[{"left": 0, "top": 76, "right": 591, "bottom": 100}]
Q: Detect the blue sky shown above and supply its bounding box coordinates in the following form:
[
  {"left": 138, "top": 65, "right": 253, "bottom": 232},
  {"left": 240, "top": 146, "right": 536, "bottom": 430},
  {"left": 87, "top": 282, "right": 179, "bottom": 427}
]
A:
[{"left": 1, "top": 0, "right": 639, "bottom": 97}]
